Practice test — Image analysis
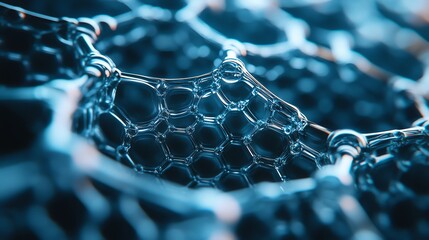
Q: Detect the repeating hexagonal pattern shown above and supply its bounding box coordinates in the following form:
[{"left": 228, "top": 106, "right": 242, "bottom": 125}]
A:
[
  {"left": 76, "top": 59, "right": 329, "bottom": 190},
  {"left": 0, "top": 5, "right": 80, "bottom": 86}
]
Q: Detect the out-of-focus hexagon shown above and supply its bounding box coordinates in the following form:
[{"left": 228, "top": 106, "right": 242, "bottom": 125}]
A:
[
  {"left": 97, "top": 112, "right": 125, "bottom": 147},
  {"left": 247, "top": 165, "right": 282, "bottom": 184},
  {"left": 217, "top": 173, "right": 249, "bottom": 191},
  {"left": 161, "top": 163, "right": 193, "bottom": 185}
]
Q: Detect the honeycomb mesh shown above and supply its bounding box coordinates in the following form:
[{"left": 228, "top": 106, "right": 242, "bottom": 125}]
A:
[
  {"left": 74, "top": 58, "right": 329, "bottom": 190},
  {"left": 355, "top": 146, "right": 429, "bottom": 239},
  {"left": 1, "top": 1, "right": 429, "bottom": 240},
  {"left": 0, "top": 141, "right": 363, "bottom": 240},
  {"left": 0, "top": 3, "right": 81, "bottom": 86}
]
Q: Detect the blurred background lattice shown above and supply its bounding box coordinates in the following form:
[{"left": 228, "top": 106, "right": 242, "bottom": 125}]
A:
[{"left": 2, "top": 0, "right": 429, "bottom": 240}]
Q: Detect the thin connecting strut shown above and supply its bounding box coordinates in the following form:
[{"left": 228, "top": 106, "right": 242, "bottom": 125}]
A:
[
  {"left": 321, "top": 130, "right": 382, "bottom": 239},
  {"left": 326, "top": 121, "right": 429, "bottom": 160},
  {"left": 364, "top": 126, "right": 428, "bottom": 151},
  {"left": 75, "top": 34, "right": 117, "bottom": 79}
]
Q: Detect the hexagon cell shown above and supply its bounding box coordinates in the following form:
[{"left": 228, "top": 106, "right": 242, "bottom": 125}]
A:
[
  {"left": 114, "top": 81, "right": 160, "bottom": 123},
  {"left": 129, "top": 134, "right": 165, "bottom": 169}
]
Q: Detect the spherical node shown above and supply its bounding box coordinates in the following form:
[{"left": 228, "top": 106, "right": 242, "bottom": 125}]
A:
[
  {"left": 218, "top": 60, "right": 244, "bottom": 84},
  {"left": 327, "top": 129, "right": 367, "bottom": 158}
]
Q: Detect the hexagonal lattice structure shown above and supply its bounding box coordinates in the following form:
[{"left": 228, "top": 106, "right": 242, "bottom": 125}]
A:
[
  {"left": 76, "top": 58, "right": 329, "bottom": 190},
  {"left": 4, "top": 2, "right": 429, "bottom": 239},
  {"left": 0, "top": 11, "right": 80, "bottom": 86}
]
